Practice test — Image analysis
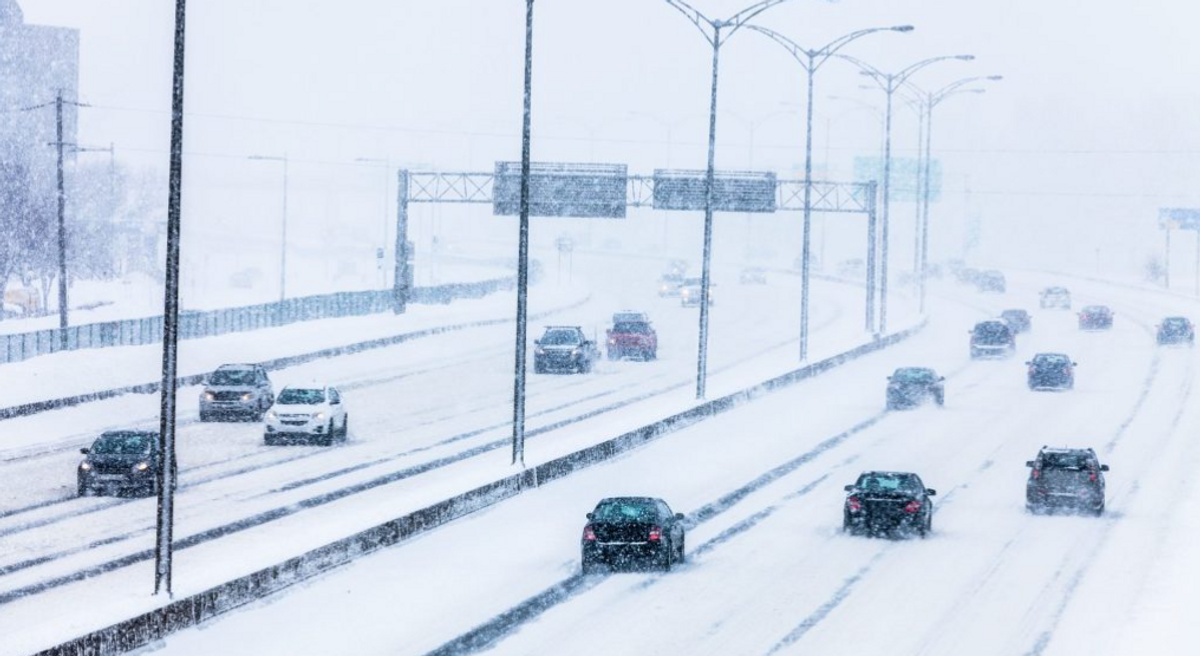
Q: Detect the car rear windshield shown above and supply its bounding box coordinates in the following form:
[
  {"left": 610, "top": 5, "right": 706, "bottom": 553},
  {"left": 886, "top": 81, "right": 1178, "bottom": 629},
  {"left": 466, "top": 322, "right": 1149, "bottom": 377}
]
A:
[
  {"left": 1163, "top": 318, "right": 1189, "bottom": 331},
  {"left": 209, "top": 368, "right": 256, "bottom": 386},
  {"left": 92, "top": 432, "right": 155, "bottom": 454},
  {"left": 973, "top": 323, "right": 1011, "bottom": 343},
  {"left": 1082, "top": 306, "right": 1108, "bottom": 314},
  {"left": 592, "top": 500, "right": 656, "bottom": 523},
  {"left": 612, "top": 322, "right": 650, "bottom": 334},
  {"left": 1040, "top": 452, "right": 1094, "bottom": 470},
  {"left": 1034, "top": 355, "right": 1070, "bottom": 366},
  {"left": 541, "top": 329, "right": 582, "bottom": 346},
  {"left": 1002, "top": 310, "right": 1026, "bottom": 319},
  {"left": 856, "top": 473, "right": 922, "bottom": 493},
  {"left": 277, "top": 388, "right": 325, "bottom": 405},
  {"left": 893, "top": 368, "right": 935, "bottom": 383}
]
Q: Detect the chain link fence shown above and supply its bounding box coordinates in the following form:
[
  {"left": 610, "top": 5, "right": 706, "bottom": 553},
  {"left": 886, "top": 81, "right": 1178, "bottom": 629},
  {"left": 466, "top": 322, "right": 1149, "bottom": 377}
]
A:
[{"left": 0, "top": 277, "right": 516, "bottom": 366}]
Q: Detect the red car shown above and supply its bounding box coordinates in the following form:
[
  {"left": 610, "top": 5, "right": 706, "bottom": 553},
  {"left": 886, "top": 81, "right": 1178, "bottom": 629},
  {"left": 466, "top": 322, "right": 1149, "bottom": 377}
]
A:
[{"left": 606, "top": 313, "right": 657, "bottom": 361}]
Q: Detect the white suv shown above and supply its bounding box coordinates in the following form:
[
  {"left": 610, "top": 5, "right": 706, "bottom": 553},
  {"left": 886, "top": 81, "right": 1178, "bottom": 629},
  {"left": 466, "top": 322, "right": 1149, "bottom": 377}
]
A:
[{"left": 263, "top": 384, "right": 349, "bottom": 446}]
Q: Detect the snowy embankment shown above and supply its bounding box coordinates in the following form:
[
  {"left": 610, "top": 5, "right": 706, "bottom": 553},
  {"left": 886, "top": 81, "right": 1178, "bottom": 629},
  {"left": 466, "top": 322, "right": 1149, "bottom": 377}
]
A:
[
  {"left": 119, "top": 271, "right": 1200, "bottom": 656},
  {"left": 0, "top": 254, "right": 907, "bottom": 656}
]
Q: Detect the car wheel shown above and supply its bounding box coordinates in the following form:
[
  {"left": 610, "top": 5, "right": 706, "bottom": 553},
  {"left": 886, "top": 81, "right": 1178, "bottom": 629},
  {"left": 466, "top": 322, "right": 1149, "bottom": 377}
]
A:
[
  {"left": 77, "top": 482, "right": 90, "bottom": 497},
  {"left": 264, "top": 433, "right": 276, "bottom": 446},
  {"left": 199, "top": 410, "right": 210, "bottom": 423},
  {"left": 581, "top": 556, "right": 598, "bottom": 575},
  {"left": 650, "top": 349, "right": 658, "bottom": 361},
  {"left": 662, "top": 543, "right": 674, "bottom": 572},
  {"left": 676, "top": 536, "right": 686, "bottom": 564},
  {"left": 320, "top": 423, "right": 335, "bottom": 447},
  {"left": 1093, "top": 502, "right": 1105, "bottom": 517},
  {"left": 936, "top": 394, "right": 945, "bottom": 407},
  {"left": 341, "top": 415, "right": 349, "bottom": 440}
]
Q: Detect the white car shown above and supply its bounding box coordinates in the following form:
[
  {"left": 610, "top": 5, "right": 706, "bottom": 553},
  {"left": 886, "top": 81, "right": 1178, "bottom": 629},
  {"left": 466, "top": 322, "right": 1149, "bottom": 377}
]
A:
[{"left": 263, "top": 384, "right": 349, "bottom": 446}]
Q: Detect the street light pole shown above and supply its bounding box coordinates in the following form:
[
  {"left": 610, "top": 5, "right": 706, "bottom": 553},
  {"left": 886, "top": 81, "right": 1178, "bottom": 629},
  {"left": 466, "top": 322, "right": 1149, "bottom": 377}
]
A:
[
  {"left": 511, "top": 0, "right": 535, "bottom": 467},
  {"left": 837, "top": 53, "right": 975, "bottom": 334},
  {"left": 747, "top": 24, "right": 911, "bottom": 357},
  {"left": 915, "top": 75, "right": 1001, "bottom": 312},
  {"left": 660, "top": 0, "right": 797, "bottom": 400},
  {"left": 154, "top": 0, "right": 188, "bottom": 597}
]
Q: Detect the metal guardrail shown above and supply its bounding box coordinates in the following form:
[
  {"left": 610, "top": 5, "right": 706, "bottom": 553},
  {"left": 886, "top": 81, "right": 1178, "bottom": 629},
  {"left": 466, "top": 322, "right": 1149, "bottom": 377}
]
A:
[
  {"left": 0, "top": 277, "right": 516, "bottom": 367},
  {"left": 32, "top": 319, "right": 926, "bottom": 656}
]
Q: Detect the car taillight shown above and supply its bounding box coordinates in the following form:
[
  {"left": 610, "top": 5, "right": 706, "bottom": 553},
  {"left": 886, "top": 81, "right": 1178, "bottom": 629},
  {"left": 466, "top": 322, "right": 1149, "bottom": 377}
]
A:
[
  {"left": 904, "top": 500, "right": 922, "bottom": 513},
  {"left": 1032, "top": 469, "right": 1040, "bottom": 480},
  {"left": 847, "top": 496, "right": 862, "bottom": 512},
  {"left": 1089, "top": 471, "right": 1097, "bottom": 482},
  {"left": 648, "top": 526, "right": 662, "bottom": 541},
  {"left": 582, "top": 526, "right": 596, "bottom": 541}
]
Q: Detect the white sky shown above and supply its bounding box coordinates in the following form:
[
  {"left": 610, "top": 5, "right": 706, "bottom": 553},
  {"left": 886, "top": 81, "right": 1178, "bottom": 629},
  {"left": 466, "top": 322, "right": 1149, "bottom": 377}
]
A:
[{"left": 17, "top": 0, "right": 1200, "bottom": 277}]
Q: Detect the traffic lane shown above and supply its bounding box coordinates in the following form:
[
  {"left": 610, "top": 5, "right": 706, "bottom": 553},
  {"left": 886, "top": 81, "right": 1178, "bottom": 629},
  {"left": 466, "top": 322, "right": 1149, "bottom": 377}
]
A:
[
  {"left": 479, "top": 278, "right": 1174, "bottom": 656},
  {"left": 123, "top": 288, "right": 989, "bottom": 656}
]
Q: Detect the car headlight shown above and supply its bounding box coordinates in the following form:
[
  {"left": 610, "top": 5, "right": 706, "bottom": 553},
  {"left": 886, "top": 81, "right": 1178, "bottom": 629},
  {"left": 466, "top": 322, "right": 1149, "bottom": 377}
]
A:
[
  {"left": 79, "top": 461, "right": 92, "bottom": 471},
  {"left": 241, "top": 392, "right": 254, "bottom": 401},
  {"left": 134, "top": 462, "right": 150, "bottom": 472},
  {"left": 571, "top": 348, "right": 581, "bottom": 357},
  {"left": 266, "top": 410, "right": 277, "bottom": 421},
  {"left": 204, "top": 392, "right": 215, "bottom": 401},
  {"left": 609, "top": 338, "right": 617, "bottom": 345},
  {"left": 315, "top": 412, "right": 325, "bottom": 420},
  {"left": 535, "top": 347, "right": 545, "bottom": 355}
]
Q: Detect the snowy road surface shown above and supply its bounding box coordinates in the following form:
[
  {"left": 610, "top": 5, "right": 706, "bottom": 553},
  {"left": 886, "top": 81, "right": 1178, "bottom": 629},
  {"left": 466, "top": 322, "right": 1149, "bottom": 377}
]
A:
[
  {"left": 0, "top": 253, "right": 884, "bottom": 656},
  {"left": 121, "top": 272, "right": 1200, "bottom": 656}
]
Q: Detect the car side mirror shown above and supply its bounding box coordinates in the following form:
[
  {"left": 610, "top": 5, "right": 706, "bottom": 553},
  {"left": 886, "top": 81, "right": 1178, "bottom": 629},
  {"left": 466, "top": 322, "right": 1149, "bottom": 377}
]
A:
[
  {"left": 534, "top": 339, "right": 541, "bottom": 346},
  {"left": 843, "top": 484, "right": 855, "bottom": 492},
  {"left": 80, "top": 447, "right": 89, "bottom": 455},
  {"left": 1024, "top": 361, "right": 1031, "bottom": 366},
  {"left": 586, "top": 512, "right": 594, "bottom": 520},
  {"left": 675, "top": 513, "right": 685, "bottom": 521},
  {"left": 938, "top": 376, "right": 946, "bottom": 382},
  {"left": 886, "top": 376, "right": 892, "bottom": 381},
  {"left": 1025, "top": 461, "right": 1035, "bottom": 467},
  {"left": 1100, "top": 464, "right": 1110, "bottom": 472},
  {"left": 1072, "top": 362, "right": 1078, "bottom": 366},
  {"left": 925, "top": 489, "right": 937, "bottom": 496}
]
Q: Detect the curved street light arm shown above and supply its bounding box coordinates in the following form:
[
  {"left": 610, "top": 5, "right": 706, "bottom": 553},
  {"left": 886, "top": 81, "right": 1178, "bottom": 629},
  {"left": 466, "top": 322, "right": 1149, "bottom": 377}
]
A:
[
  {"left": 722, "top": 0, "right": 796, "bottom": 42},
  {"left": 661, "top": 0, "right": 717, "bottom": 46},
  {"left": 745, "top": 25, "right": 813, "bottom": 71},
  {"left": 812, "top": 26, "right": 912, "bottom": 73},
  {"left": 833, "top": 53, "right": 890, "bottom": 90},
  {"left": 931, "top": 75, "right": 1002, "bottom": 104},
  {"left": 932, "top": 87, "right": 987, "bottom": 109},
  {"left": 894, "top": 54, "right": 974, "bottom": 86}
]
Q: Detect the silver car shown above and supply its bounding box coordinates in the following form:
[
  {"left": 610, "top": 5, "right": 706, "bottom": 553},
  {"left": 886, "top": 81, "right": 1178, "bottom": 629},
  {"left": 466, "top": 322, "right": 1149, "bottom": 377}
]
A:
[{"left": 200, "top": 364, "right": 275, "bottom": 421}]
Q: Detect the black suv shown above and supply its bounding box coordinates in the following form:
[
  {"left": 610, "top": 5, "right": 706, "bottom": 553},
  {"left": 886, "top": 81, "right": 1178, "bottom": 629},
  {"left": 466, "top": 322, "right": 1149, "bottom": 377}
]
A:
[
  {"left": 843, "top": 471, "right": 936, "bottom": 538},
  {"left": 970, "top": 320, "right": 1016, "bottom": 359},
  {"left": 1157, "top": 317, "right": 1194, "bottom": 346},
  {"left": 200, "top": 363, "right": 275, "bottom": 421},
  {"left": 78, "top": 431, "right": 167, "bottom": 497},
  {"left": 1025, "top": 447, "right": 1109, "bottom": 515},
  {"left": 1027, "top": 353, "right": 1075, "bottom": 390},
  {"left": 886, "top": 367, "right": 945, "bottom": 410},
  {"left": 534, "top": 326, "right": 600, "bottom": 374},
  {"left": 581, "top": 497, "right": 686, "bottom": 572}
]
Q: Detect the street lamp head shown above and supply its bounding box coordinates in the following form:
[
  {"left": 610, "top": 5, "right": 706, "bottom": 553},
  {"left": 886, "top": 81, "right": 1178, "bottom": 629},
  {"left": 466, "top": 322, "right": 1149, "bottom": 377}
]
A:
[
  {"left": 955, "top": 55, "right": 976, "bottom": 61},
  {"left": 987, "top": 75, "right": 1004, "bottom": 81},
  {"left": 891, "top": 25, "right": 915, "bottom": 32}
]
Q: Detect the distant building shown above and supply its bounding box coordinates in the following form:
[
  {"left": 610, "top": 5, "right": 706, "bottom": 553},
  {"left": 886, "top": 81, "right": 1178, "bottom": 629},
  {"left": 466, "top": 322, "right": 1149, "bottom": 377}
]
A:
[{"left": 0, "top": 0, "right": 79, "bottom": 189}]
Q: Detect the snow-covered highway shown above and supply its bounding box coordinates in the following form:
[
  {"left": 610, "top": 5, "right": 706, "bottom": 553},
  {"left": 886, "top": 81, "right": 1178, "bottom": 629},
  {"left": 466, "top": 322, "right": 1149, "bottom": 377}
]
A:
[{"left": 112, "top": 272, "right": 1200, "bottom": 656}]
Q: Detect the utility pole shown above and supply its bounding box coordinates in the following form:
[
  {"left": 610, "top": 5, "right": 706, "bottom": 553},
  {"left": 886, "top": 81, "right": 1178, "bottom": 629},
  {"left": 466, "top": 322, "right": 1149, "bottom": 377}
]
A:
[
  {"left": 155, "top": 0, "right": 188, "bottom": 597},
  {"left": 511, "top": 0, "right": 535, "bottom": 467}
]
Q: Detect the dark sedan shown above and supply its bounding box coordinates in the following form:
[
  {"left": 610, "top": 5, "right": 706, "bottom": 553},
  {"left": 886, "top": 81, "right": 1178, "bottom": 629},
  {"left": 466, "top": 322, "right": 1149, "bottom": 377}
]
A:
[
  {"left": 78, "top": 431, "right": 165, "bottom": 497},
  {"left": 886, "top": 367, "right": 945, "bottom": 410},
  {"left": 1027, "top": 353, "right": 1075, "bottom": 390},
  {"left": 581, "top": 497, "right": 686, "bottom": 573},
  {"left": 843, "top": 471, "right": 935, "bottom": 538},
  {"left": 1078, "top": 305, "right": 1114, "bottom": 330}
]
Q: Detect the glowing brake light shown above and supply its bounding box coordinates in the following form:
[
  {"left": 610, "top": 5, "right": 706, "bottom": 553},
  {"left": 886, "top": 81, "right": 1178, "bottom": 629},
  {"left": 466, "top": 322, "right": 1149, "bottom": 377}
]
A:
[
  {"left": 904, "top": 500, "right": 922, "bottom": 513},
  {"left": 1032, "top": 469, "right": 1040, "bottom": 480},
  {"left": 648, "top": 526, "right": 662, "bottom": 541},
  {"left": 583, "top": 526, "right": 596, "bottom": 541},
  {"left": 847, "top": 496, "right": 862, "bottom": 512},
  {"left": 1089, "top": 471, "right": 1098, "bottom": 482}
]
